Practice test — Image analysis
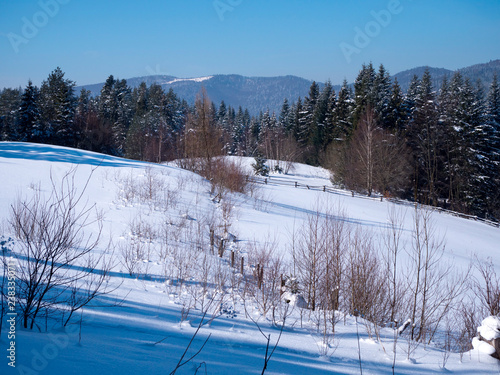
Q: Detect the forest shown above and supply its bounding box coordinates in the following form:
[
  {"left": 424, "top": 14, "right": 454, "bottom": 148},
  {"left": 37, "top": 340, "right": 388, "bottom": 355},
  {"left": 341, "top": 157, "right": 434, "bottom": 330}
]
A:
[{"left": 1, "top": 63, "right": 499, "bottom": 220}]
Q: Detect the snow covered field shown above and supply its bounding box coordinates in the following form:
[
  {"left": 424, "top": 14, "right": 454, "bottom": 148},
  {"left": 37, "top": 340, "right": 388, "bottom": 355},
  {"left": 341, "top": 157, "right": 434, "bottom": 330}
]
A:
[{"left": 1, "top": 142, "right": 500, "bottom": 374}]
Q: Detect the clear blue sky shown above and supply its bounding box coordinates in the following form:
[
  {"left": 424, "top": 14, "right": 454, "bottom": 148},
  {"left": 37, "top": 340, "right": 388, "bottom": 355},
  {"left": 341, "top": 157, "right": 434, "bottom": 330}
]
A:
[{"left": 1, "top": 0, "right": 499, "bottom": 89}]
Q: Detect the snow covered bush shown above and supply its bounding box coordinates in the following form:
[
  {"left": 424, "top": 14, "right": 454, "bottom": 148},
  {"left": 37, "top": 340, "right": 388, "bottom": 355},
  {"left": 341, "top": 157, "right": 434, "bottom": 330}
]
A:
[
  {"left": 252, "top": 156, "right": 269, "bottom": 176},
  {"left": 473, "top": 316, "right": 500, "bottom": 359}
]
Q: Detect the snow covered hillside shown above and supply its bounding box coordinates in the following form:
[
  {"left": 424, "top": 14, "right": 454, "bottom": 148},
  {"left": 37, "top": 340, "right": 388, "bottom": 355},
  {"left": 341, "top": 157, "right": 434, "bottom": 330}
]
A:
[{"left": 1, "top": 142, "right": 500, "bottom": 374}]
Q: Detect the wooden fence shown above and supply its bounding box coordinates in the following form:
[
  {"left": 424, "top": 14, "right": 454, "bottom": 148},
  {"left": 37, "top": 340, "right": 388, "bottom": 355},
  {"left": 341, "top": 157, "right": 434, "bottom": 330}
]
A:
[{"left": 246, "top": 175, "right": 500, "bottom": 229}]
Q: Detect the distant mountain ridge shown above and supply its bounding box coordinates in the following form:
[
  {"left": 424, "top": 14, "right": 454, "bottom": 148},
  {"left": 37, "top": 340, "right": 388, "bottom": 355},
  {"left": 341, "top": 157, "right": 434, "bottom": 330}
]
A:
[
  {"left": 78, "top": 74, "right": 319, "bottom": 115},
  {"left": 76, "top": 60, "right": 500, "bottom": 114},
  {"left": 393, "top": 60, "right": 500, "bottom": 92}
]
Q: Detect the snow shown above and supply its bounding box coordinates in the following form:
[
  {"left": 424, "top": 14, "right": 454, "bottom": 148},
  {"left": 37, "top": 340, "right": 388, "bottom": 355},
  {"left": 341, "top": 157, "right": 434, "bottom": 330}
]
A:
[
  {"left": 478, "top": 316, "right": 500, "bottom": 341},
  {"left": 472, "top": 337, "right": 497, "bottom": 355},
  {"left": 164, "top": 76, "right": 214, "bottom": 85},
  {"left": 1, "top": 142, "right": 500, "bottom": 374}
]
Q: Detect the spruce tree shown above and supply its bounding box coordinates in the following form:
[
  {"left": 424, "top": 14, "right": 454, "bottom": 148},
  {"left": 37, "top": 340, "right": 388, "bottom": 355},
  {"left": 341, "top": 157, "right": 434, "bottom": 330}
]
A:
[
  {"left": 386, "top": 78, "right": 405, "bottom": 132},
  {"left": 17, "top": 80, "right": 40, "bottom": 142},
  {"left": 298, "top": 81, "right": 320, "bottom": 164},
  {"left": 403, "top": 74, "right": 420, "bottom": 127},
  {"left": 485, "top": 74, "right": 500, "bottom": 218},
  {"left": 113, "top": 79, "right": 133, "bottom": 155},
  {"left": 39, "top": 67, "right": 77, "bottom": 146},
  {"left": 0, "top": 88, "right": 22, "bottom": 140},
  {"left": 373, "top": 64, "right": 392, "bottom": 129},
  {"left": 279, "top": 98, "right": 290, "bottom": 131},
  {"left": 314, "top": 81, "right": 333, "bottom": 152},
  {"left": 407, "top": 69, "right": 440, "bottom": 205},
  {"left": 332, "top": 79, "right": 353, "bottom": 143},
  {"left": 353, "top": 62, "right": 375, "bottom": 127}
]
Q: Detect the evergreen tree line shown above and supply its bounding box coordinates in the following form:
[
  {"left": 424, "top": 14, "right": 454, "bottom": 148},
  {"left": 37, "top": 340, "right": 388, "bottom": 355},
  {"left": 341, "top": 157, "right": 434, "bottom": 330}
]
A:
[
  {"left": 280, "top": 63, "right": 500, "bottom": 221},
  {"left": 1, "top": 65, "right": 499, "bottom": 219}
]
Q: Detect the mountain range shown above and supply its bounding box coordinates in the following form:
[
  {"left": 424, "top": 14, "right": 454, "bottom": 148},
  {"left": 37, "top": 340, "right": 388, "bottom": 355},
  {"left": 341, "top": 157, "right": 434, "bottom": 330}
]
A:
[{"left": 76, "top": 60, "right": 500, "bottom": 115}]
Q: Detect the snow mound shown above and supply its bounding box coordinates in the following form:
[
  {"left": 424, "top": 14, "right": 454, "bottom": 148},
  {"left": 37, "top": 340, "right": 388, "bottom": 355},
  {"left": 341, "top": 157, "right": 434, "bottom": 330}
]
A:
[
  {"left": 478, "top": 316, "right": 500, "bottom": 341},
  {"left": 472, "top": 337, "right": 497, "bottom": 355},
  {"left": 282, "top": 292, "right": 308, "bottom": 308}
]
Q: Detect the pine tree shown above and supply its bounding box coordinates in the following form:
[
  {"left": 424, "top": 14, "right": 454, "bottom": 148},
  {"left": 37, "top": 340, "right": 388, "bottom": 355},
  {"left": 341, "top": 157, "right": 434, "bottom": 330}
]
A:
[
  {"left": 315, "top": 81, "right": 333, "bottom": 152},
  {"left": 218, "top": 100, "right": 227, "bottom": 124},
  {"left": 386, "top": 78, "right": 405, "bottom": 132},
  {"left": 17, "top": 80, "right": 40, "bottom": 142},
  {"left": 134, "top": 82, "right": 148, "bottom": 116},
  {"left": 297, "top": 81, "right": 320, "bottom": 164},
  {"left": 39, "top": 67, "right": 77, "bottom": 146},
  {"left": 406, "top": 69, "right": 440, "bottom": 205},
  {"left": 403, "top": 74, "right": 420, "bottom": 128},
  {"left": 373, "top": 64, "right": 392, "bottom": 129},
  {"left": 113, "top": 79, "right": 133, "bottom": 155},
  {"left": 353, "top": 62, "right": 376, "bottom": 127},
  {"left": 465, "top": 79, "right": 494, "bottom": 216},
  {"left": 0, "top": 88, "right": 22, "bottom": 140},
  {"left": 98, "top": 75, "right": 117, "bottom": 123},
  {"left": 279, "top": 98, "right": 290, "bottom": 131},
  {"left": 485, "top": 74, "right": 500, "bottom": 218},
  {"left": 323, "top": 85, "right": 337, "bottom": 146},
  {"left": 233, "top": 106, "right": 246, "bottom": 155},
  {"left": 332, "top": 79, "right": 353, "bottom": 143}
]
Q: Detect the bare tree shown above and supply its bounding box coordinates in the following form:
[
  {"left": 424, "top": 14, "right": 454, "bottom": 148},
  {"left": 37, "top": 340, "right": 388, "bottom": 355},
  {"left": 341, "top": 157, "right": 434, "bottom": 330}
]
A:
[
  {"left": 474, "top": 256, "right": 500, "bottom": 316},
  {"left": 349, "top": 107, "right": 377, "bottom": 196},
  {"left": 406, "top": 207, "right": 469, "bottom": 343},
  {"left": 372, "top": 131, "right": 411, "bottom": 197},
  {"left": 330, "top": 107, "right": 410, "bottom": 197},
  {"left": 246, "top": 237, "right": 284, "bottom": 320},
  {"left": 182, "top": 88, "right": 223, "bottom": 181},
  {"left": 293, "top": 211, "right": 325, "bottom": 311},
  {"left": 9, "top": 168, "right": 113, "bottom": 329},
  {"left": 345, "top": 227, "right": 388, "bottom": 325},
  {"left": 382, "top": 206, "right": 406, "bottom": 323}
]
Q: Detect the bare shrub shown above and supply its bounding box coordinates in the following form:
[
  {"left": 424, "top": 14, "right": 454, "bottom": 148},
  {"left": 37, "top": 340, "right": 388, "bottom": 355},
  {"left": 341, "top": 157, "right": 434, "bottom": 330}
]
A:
[
  {"left": 138, "top": 166, "right": 165, "bottom": 207},
  {"left": 293, "top": 211, "right": 325, "bottom": 311},
  {"left": 119, "top": 237, "right": 145, "bottom": 277},
  {"left": 345, "top": 227, "right": 389, "bottom": 326},
  {"left": 210, "top": 157, "right": 249, "bottom": 196},
  {"left": 474, "top": 256, "right": 500, "bottom": 316},
  {"left": 382, "top": 206, "right": 407, "bottom": 323},
  {"left": 115, "top": 169, "right": 138, "bottom": 204},
  {"left": 406, "top": 207, "right": 470, "bottom": 344},
  {"left": 246, "top": 237, "right": 284, "bottom": 320},
  {"left": 455, "top": 297, "right": 482, "bottom": 357},
  {"left": 9, "top": 168, "right": 113, "bottom": 329}
]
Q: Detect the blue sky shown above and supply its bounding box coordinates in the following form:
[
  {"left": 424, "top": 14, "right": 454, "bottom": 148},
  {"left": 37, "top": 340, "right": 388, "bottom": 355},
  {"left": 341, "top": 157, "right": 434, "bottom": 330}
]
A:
[{"left": 1, "top": 0, "right": 499, "bottom": 88}]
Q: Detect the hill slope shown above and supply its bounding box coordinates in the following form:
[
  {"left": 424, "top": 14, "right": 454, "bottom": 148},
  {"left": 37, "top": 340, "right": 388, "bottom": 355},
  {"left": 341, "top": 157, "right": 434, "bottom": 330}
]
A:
[{"left": 1, "top": 142, "right": 499, "bottom": 374}]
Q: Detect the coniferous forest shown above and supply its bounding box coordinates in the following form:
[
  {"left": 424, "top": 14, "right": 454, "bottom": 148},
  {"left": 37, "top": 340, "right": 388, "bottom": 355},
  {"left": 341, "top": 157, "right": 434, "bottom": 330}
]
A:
[{"left": 1, "top": 64, "right": 499, "bottom": 220}]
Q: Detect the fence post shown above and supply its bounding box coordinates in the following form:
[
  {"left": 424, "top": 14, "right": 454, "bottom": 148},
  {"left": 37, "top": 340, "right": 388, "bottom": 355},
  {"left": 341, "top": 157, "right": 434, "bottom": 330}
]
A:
[
  {"left": 218, "top": 238, "right": 225, "bottom": 258},
  {"left": 231, "top": 250, "right": 235, "bottom": 267},
  {"left": 240, "top": 257, "right": 244, "bottom": 274},
  {"left": 210, "top": 229, "right": 214, "bottom": 254},
  {"left": 295, "top": 181, "right": 298, "bottom": 188}
]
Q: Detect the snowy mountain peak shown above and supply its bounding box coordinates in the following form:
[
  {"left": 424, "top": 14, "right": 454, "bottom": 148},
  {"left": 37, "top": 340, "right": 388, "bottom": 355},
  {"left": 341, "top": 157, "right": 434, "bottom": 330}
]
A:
[{"left": 163, "top": 76, "right": 214, "bottom": 85}]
